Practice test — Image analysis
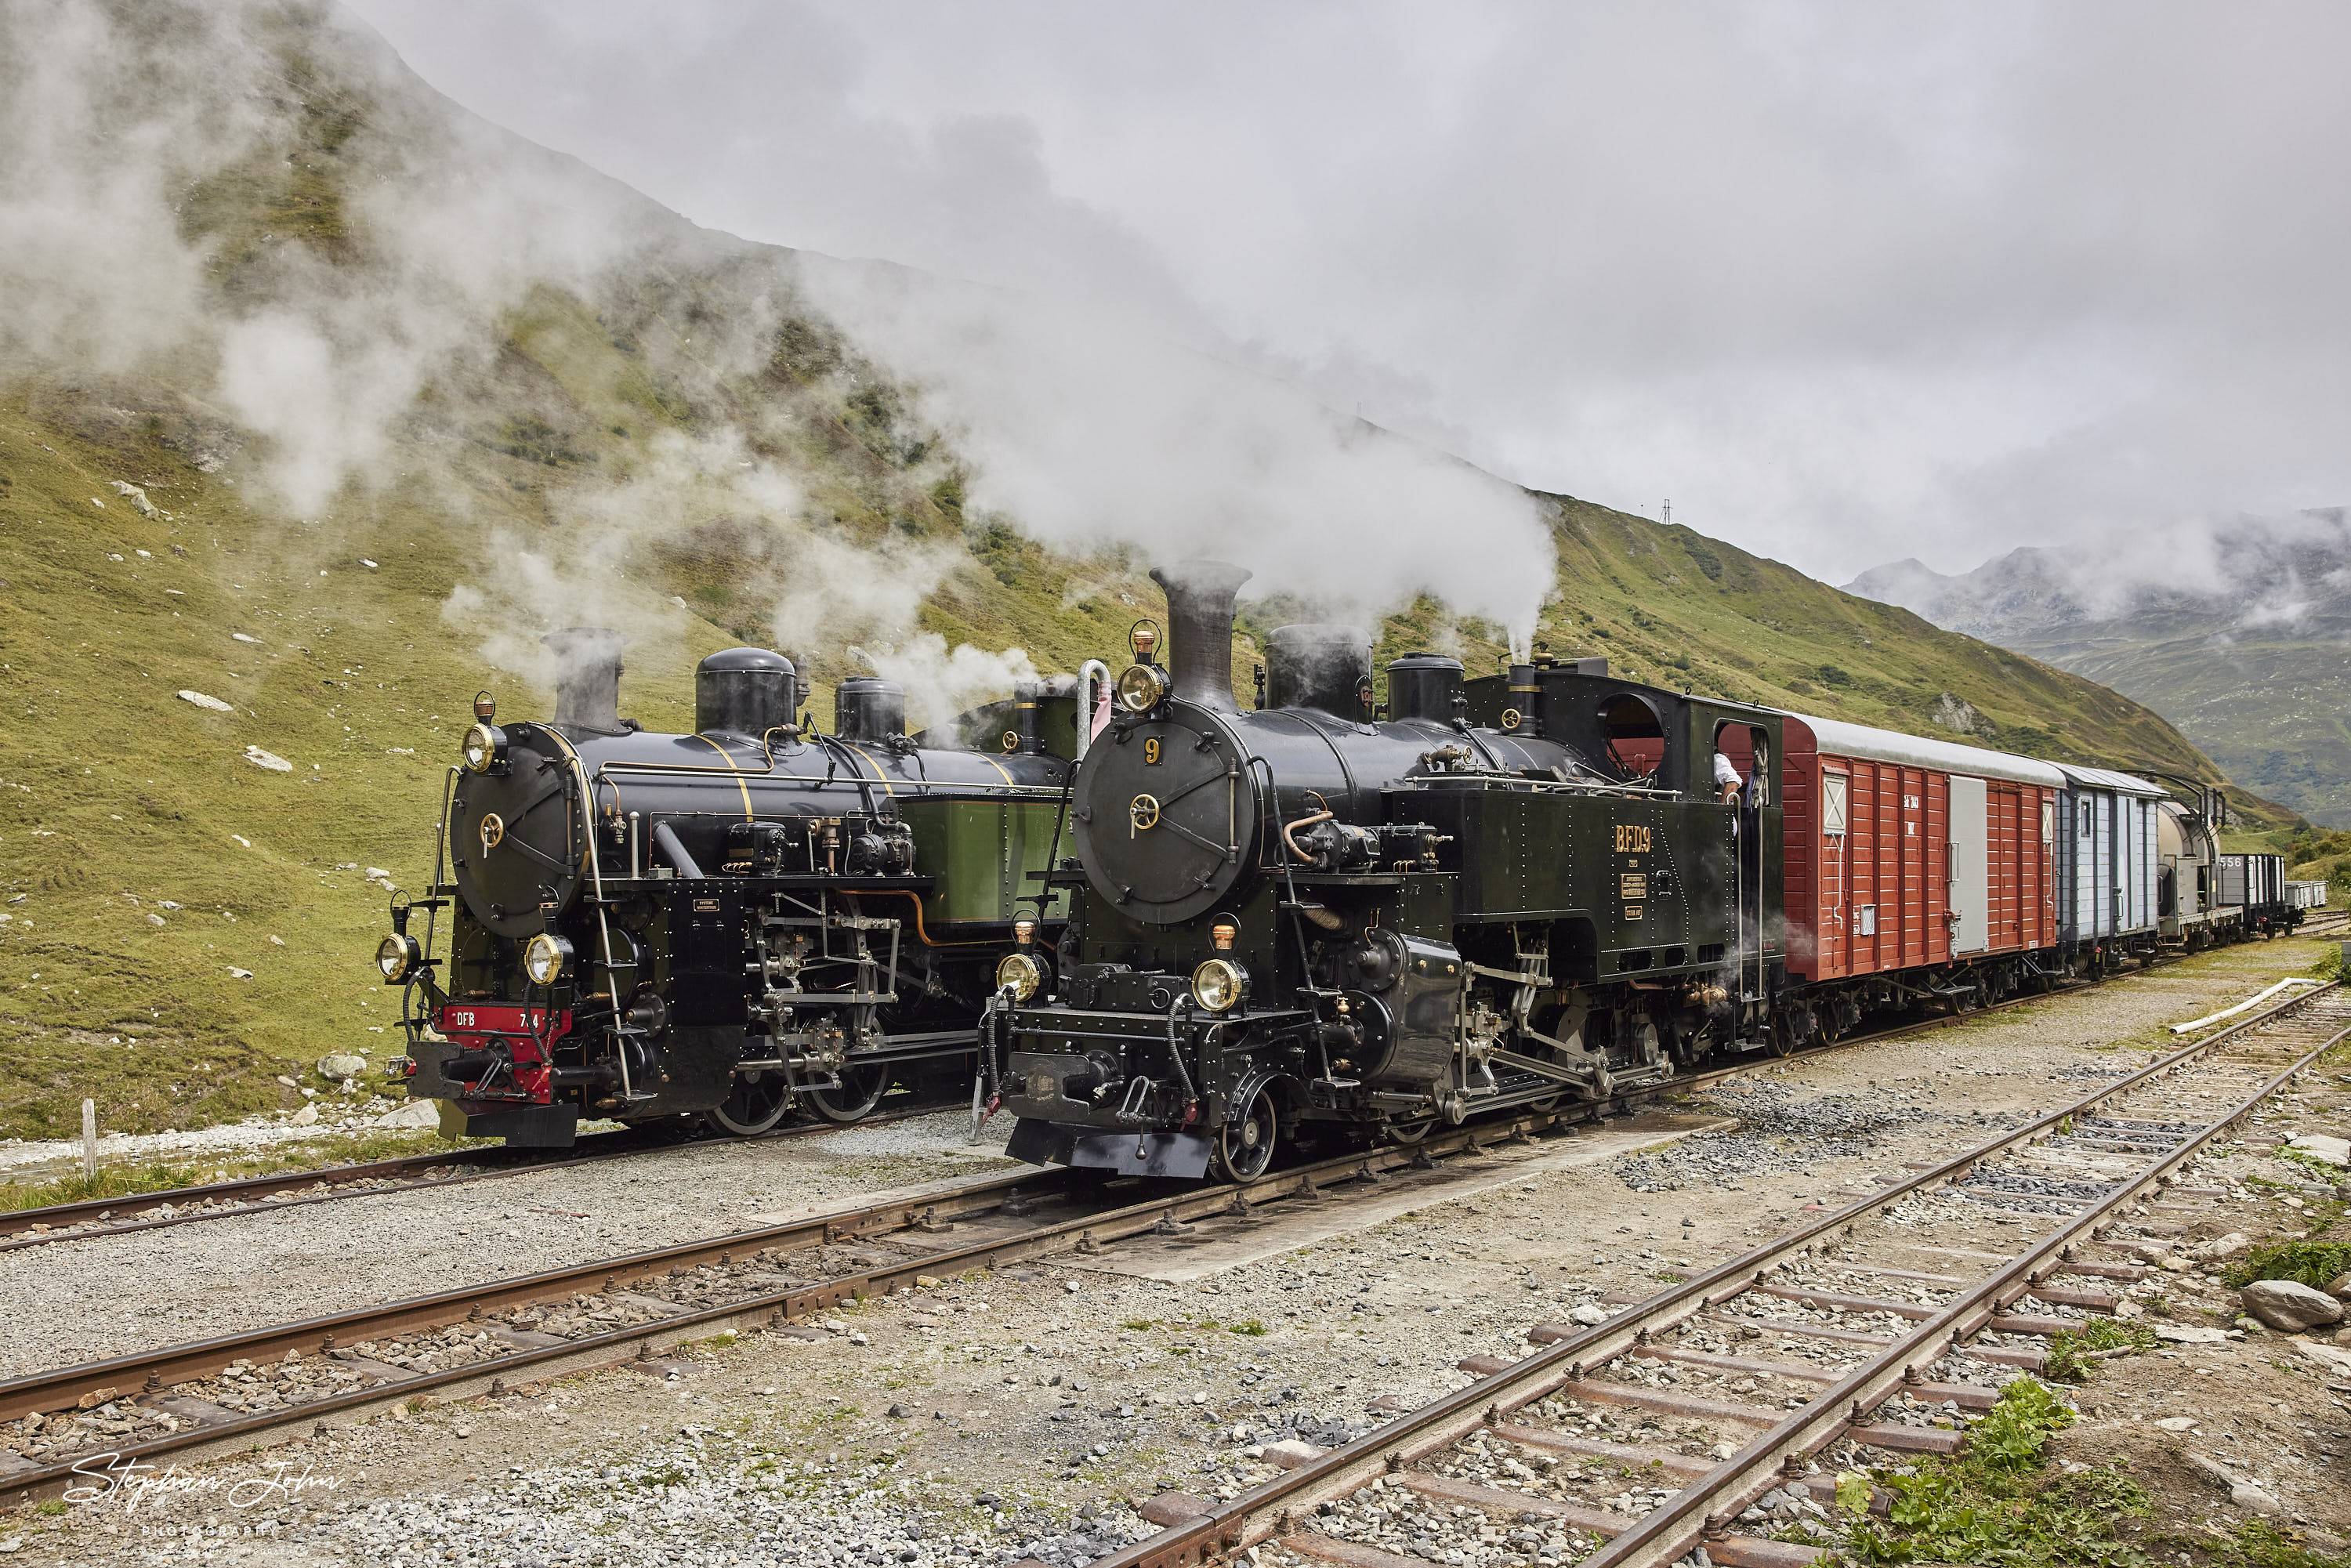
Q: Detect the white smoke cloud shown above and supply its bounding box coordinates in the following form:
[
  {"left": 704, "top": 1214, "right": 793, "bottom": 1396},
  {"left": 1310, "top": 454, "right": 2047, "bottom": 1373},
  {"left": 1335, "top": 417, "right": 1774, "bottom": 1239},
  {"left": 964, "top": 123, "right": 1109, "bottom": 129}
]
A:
[
  {"left": 852, "top": 632, "right": 1041, "bottom": 733},
  {"left": 794, "top": 256, "right": 1559, "bottom": 643},
  {"left": 0, "top": 0, "right": 258, "bottom": 375}
]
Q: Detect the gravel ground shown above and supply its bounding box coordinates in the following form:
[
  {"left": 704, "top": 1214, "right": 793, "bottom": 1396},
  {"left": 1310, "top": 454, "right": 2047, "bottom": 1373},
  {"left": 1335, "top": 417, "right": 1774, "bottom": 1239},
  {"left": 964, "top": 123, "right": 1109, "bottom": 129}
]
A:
[
  {"left": 13, "top": 940, "right": 2343, "bottom": 1566},
  {"left": 0, "top": 1109, "right": 1020, "bottom": 1376}
]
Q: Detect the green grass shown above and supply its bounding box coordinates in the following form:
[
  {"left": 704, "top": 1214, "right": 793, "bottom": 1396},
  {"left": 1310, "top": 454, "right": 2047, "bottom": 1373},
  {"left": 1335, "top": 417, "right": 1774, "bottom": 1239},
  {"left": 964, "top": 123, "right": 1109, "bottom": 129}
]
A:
[
  {"left": 2044, "top": 1317, "right": 2157, "bottom": 1383},
  {"left": 2221, "top": 1237, "right": 2351, "bottom": 1293},
  {"left": 1838, "top": 1378, "right": 2154, "bottom": 1566},
  {"left": 2217, "top": 1521, "right": 2351, "bottom": 1568}
]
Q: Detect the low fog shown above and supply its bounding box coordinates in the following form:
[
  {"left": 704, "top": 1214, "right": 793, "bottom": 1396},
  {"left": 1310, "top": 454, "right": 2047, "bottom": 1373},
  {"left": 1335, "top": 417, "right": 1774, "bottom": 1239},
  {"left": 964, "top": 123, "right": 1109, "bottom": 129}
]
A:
[{"left": 342, "top": 0, "right": 2351, "bottom": 581}]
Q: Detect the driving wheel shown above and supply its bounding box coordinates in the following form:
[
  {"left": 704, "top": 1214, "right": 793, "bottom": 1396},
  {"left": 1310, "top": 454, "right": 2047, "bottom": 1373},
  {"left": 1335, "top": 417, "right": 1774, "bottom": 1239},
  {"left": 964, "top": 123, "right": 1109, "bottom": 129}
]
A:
[
  {"left": 1214, "top": 1081, "right": 1280, "bottom": 1184},
  {"left": 705, "top": 1069, "right": 792, "bottom": 1136},
  {"left": 806, "top": 1063, "right": 892, "bottom": 1124}
]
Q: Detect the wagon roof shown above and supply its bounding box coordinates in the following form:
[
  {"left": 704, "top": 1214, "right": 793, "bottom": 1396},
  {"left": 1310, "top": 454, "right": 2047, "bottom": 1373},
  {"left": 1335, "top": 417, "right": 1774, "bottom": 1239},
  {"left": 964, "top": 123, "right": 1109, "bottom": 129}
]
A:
[
  {"left": 2049, "top": 762, "right": 2168, "bottom": 798},
  {"left": 1780, "top": 712, "right": 2068, "bottom": 788}
]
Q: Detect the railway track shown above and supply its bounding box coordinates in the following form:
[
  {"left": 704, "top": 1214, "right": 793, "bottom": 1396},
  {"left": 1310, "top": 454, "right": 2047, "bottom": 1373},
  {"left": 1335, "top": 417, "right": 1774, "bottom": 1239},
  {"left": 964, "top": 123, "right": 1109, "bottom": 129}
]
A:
[
  {"left": 1092, "top": 981, "right": 2351, "bottom": 1568},
  {"left": 0, "top": 971, "right": 2117, "bottom": 1501},
  {"left": 0, "top": 1101, "right": 1621, "bottom": 1500},
  {"left": 0, "top": 951, "right": 2197, "bottom": 1254},
  {"left": 0, "top": 1095, "right": 951, "bottom": 1252},
  {"left": 2, "top": 962, "right": 2320, "bottom": 1502}
]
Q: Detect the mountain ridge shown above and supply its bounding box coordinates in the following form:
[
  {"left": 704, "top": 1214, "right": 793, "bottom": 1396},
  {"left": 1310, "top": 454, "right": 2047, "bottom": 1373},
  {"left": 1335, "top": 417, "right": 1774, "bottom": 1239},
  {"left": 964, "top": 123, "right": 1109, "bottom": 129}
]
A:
[{"left": 1844, "top": 517, "right": 2351, "bottom": 826}]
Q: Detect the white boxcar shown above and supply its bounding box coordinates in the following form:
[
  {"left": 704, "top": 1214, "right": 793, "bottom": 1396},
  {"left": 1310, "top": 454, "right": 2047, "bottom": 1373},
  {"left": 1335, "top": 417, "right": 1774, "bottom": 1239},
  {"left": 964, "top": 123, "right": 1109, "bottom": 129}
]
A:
[{"left": 2052, "top": 763, "right": 2164, "bottom": 960}]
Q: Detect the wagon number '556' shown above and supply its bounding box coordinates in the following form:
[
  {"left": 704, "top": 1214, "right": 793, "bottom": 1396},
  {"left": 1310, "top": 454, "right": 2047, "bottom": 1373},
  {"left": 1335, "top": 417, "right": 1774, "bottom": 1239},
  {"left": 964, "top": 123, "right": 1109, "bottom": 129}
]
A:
[{"left": 1613, "top": 824, "right": 1653, "bottom": 853}]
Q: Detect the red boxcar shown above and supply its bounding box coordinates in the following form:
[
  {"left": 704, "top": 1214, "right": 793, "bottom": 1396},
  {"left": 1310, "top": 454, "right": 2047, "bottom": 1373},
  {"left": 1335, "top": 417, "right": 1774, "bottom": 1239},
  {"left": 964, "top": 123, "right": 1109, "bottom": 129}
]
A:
[{"left": 1780, "top": 715, "right": 2062, "bottom": 984}]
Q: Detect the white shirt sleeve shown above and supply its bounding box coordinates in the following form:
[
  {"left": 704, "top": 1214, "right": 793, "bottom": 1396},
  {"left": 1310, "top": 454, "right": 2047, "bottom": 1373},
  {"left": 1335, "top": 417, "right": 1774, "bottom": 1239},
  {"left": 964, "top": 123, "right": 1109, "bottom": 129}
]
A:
[{"left": 1713, "top": 752, "right": 1741, "bottom": 788}]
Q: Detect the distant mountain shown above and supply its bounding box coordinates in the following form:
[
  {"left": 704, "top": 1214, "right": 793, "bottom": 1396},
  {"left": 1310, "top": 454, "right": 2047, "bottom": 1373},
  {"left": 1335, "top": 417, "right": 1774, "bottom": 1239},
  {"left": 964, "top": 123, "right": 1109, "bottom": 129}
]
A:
[{"left": 1845, "top": 513, "right": 2351, "bottom": 827}]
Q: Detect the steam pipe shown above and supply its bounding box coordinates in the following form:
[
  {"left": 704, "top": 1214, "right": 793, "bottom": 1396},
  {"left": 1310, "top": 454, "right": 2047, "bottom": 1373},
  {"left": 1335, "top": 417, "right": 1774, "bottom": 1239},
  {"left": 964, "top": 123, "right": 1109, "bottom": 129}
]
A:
[
  {"left": 653, "top": 820, "right": 705, "bottom": 880},
  {"left": 1074, "top": 661, "right": 1110, "bottom": 761},
  {"left": 1012, "top": 679, "right": 1041, "bottom": 755}
]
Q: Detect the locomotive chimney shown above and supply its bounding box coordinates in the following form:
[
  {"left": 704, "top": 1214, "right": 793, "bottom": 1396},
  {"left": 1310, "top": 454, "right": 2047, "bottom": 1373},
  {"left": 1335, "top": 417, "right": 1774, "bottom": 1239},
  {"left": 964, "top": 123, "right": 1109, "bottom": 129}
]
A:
[
  {"left": 543, "top": 628, "right": 629, "bottom": 735},
  {"left": 1149, "top": 559, "right": 1252, "bottom": 712}
]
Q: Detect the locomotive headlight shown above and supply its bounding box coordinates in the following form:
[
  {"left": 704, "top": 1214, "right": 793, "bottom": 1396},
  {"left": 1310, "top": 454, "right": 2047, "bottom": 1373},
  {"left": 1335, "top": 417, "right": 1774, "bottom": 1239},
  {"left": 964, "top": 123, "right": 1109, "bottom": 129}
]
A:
[
  {"left": 1191, "top": 957, "right": 1248, "bottom": 1013},
  {"left": 461, "top": 721, "right": 507, "bottom": 773},
  {"left": 523, "top": 932, "right": 574, "bottom": 987},
  {"left": 1115, "top": 663, "right": 1172, "bottom": 713},
  {"left": 995, "top": 951, "right": 1044, "bottom": 1002},
  {"left": 375, "top": 932, "right": 421, "bottom": 983}
]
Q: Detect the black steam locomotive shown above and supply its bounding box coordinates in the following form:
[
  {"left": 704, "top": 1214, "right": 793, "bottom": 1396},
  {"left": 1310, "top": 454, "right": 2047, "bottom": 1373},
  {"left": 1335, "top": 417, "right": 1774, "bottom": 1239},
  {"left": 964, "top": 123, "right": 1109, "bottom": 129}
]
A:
[
  {"left": 375, "top": 631, "right": 1084, "bottom": 1146},
  {"left": 986, "top": 563, "right": 1784, "bottom": 1182}
]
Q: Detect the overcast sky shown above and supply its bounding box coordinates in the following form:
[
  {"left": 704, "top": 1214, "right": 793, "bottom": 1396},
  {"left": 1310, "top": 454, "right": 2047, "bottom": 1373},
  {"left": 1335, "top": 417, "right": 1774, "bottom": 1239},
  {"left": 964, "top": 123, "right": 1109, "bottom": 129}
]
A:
[{"left": 343, "top": 1, "right": 2351, "bottom": 581}]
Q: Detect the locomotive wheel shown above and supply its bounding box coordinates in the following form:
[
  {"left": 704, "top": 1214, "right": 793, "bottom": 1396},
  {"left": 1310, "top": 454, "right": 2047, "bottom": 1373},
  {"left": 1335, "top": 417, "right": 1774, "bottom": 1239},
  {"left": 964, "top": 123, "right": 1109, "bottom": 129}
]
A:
[
  {"left": 706, "top": 1070, "right": 792, "bottom": 1137},
  {"left": 1526, "top": 1094, "right": 1564, "bottom": 1114},
  {"left": 1214, "top": 1085, "right": 1280, "bottom": 1184},
  {"left": 1386, "top": 1116, "right": 1436, "bottom": 1146},
  {"left": 806, "top": 1063, "right": 892, "bottom": 1124}
]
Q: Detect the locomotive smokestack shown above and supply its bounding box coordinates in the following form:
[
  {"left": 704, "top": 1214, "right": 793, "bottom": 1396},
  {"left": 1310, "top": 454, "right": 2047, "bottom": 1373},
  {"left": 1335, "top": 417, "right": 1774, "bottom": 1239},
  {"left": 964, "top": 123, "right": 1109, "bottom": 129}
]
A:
[
  {"left": 543, "top": 627, "right": 629, "bottom": 735},
  {"left": 1149, "top": 560, "right": 1252, "bottom": 712}
]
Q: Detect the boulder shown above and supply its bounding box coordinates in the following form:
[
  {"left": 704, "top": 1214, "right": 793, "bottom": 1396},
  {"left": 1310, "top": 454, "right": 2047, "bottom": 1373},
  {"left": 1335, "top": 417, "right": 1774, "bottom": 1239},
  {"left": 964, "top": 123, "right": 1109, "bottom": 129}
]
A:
[
  {"left": 2239, "top": 1278, "right": 2346, "bottom": 1331},
  {"left": 2327, "top": 1271, "right": 2351, "bottom": 1302},
  {"left": 372, "top": 1099, "right": 440, "bottom": 1129},
  {"left": 317, "top": 1052, "right": 368, "bottom": 1081},
  {"left": 288, "top": 1103, "right": 318, "bottom": 1127},
  {"left": 1567, "top": 1302, "right": 1610, "bottom": 1327}
]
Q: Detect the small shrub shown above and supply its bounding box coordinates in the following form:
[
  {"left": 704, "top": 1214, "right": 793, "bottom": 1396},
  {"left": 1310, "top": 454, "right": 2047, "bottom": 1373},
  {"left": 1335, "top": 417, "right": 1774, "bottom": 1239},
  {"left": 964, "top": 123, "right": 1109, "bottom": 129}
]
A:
[
  {"left": 1968, "top": 1375, "right": 2075, "bottom": 1470},
  {"left": 2222, "top": 1238, "right": 2351, "bottom": 1291}
]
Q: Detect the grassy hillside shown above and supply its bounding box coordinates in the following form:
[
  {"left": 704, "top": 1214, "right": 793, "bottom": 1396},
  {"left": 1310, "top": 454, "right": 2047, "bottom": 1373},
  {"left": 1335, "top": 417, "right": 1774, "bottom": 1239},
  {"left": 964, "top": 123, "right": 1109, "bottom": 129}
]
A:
[
  {"left": 0, "top": 1, "right": 2298, "bottom": 1143},
  {"left": 1502, "top": 505, "right": 2291, "bottom": 823}
]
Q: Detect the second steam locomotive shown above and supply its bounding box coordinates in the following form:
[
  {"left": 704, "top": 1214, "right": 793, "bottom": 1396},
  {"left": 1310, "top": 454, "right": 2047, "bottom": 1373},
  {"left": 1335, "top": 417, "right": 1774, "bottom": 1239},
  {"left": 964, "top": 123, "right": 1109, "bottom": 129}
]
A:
[{"left": 376, "top": 632, "right": 1081, "bottom": 1146}]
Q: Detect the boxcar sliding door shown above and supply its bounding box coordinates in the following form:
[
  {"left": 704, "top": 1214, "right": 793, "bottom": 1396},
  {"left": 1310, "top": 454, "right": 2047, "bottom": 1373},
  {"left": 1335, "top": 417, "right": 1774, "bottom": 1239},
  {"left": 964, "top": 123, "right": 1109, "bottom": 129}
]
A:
[{"left": 1948, "top": 774, "right": 1989, "bottom": 954}]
